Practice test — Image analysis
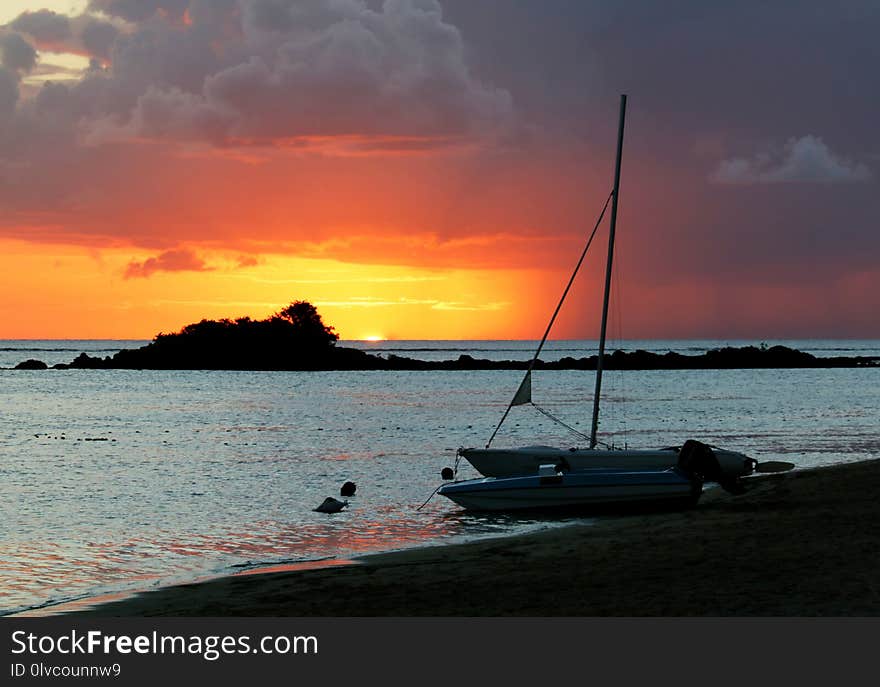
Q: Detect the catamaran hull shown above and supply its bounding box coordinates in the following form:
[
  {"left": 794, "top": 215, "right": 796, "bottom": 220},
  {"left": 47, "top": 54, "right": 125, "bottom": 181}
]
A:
[
  {"left": 459, "top": 446, "right": 755, "bottom": 480},
  {"left": 439, "top": 469, "right": 700, "bottom": 512}
]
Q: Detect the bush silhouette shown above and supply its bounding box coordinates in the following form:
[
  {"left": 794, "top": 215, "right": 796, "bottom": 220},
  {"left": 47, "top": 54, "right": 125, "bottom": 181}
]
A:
[{"left": 106, "top": 300, "right": 363, "bottom": 370}]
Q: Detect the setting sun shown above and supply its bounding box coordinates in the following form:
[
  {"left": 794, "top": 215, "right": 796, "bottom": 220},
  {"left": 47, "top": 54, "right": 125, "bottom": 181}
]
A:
[{"left": 362, "top": 335, "right": 386, "bottom": 342}]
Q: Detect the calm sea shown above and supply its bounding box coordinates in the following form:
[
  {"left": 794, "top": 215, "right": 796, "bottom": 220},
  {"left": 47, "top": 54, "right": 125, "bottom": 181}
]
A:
[{"left": 1, "top": 339, "right": 878, "bottom": 615}]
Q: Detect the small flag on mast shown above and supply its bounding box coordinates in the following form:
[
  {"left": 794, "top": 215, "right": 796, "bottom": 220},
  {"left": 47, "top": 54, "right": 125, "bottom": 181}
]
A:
[{"left": 511, "top": 371, "right": 532, "bottom": 406}]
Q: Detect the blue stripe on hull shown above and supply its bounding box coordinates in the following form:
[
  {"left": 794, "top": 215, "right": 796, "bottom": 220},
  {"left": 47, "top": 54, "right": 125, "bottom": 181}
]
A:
[{"left": 438, "top": 469, "right": 700, "bottom": 511}]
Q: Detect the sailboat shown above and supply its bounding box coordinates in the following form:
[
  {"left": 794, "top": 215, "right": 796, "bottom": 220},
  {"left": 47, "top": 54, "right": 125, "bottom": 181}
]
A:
[{"left": 439, "top": 95, "right": 770, "bottom": 511}]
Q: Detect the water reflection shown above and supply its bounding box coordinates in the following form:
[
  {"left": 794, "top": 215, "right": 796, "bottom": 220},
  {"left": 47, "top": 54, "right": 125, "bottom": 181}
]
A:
[
  {"left": 0, "top": 491, "right": 590, "bottom": 615},
  {"left": 2, "top": 364, "right": 878, "bottom": 614}
]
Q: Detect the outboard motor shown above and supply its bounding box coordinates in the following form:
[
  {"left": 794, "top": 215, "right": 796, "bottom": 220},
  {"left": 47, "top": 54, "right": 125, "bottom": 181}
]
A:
[{"left": 678, "top": 439, "right": 746, "bottom": 495}]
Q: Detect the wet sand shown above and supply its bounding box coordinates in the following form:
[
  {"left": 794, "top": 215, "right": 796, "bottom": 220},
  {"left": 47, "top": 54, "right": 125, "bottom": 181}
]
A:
[{"left": 70, "top": 459, "right": 880, "bottom": 616}]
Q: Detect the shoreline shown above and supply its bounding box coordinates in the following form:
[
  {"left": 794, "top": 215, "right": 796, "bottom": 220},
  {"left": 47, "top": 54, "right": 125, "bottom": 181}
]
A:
[
  {"left": 9, "top": 559, "right": 362, "bottom": 618},
  {"left": 35, "top": 457, "right": 880, "bottom": 616}
]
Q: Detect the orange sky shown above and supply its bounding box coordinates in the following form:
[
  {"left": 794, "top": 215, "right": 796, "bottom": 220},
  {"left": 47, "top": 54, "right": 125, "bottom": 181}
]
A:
[
  {"left": 0, "top": 133, "right": 611, "bottom": 340},
  {"left": 0, "top": 1, "right": 600, "bottom": 340},
  {"left": 0, "top": 237, "right": 566, "bottom": 339},
  {"left": 1, "top": 2, "right": 877, "bottom": 340}
]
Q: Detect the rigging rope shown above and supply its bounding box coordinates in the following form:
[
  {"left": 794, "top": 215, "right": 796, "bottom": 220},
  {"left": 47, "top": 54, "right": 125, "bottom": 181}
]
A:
[
  {"left": 415, "top": 484, "right": 444, "bottom": 511},
  {"left": 530, "top": 402, "right": 589, "bottom": 442},
  {"left": 485, "top": 189, "right": 614, "bottom": 448},
  {"left": 417, "top": 450, "right": 463, "bottom": 510}
]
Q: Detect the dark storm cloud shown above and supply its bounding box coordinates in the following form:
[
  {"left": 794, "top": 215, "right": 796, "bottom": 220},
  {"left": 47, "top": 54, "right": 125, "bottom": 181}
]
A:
[
  {"left": 2, "top": 1, "right": 513, "bottom": 150},
  {"left": 10, "top": 9, "right": 121, "bottom": 60},
  {"left": 444, "top": 1, "right": 880, "bottom": 148},
  {"left": 0, "top": 32, "right": 38, "bottom": 73},
  {"left": 442, "top": 0, "right": 879, "bottom": 287},
  {"left": 79, "top": 18, "right": 121, "bottom": 60},
  {"left": 0, "top": 2, "right": 520, "bottom": 248},
  {"left": 0, "top": 67, "right": 19, "bottom": 120},
  {"left": 0, "top": 0, "right": 514, "bottom": 238},
  {"left": 9, "top": 9, "right": 72, "bottom": 45}
]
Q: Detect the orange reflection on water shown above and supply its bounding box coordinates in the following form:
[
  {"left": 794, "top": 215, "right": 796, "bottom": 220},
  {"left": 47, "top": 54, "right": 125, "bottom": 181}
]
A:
[{"left": 2, "top": 502, "right": 467, "bottom": 616}]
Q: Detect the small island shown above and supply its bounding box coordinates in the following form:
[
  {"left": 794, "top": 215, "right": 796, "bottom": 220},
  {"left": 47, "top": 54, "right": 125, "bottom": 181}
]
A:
[{"left": 13, "top": 300, "right": 880, "bottom": 371}]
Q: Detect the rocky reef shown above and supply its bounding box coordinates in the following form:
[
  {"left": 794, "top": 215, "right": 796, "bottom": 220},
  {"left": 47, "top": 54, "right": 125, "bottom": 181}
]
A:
[{"left": 13, "top": 302, "right": 880, "bottom": 371}]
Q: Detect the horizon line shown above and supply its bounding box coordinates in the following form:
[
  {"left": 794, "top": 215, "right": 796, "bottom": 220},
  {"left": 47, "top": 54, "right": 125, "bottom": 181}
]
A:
[{"left": 2, "top": 336, "right": 879, "bottom": 343}]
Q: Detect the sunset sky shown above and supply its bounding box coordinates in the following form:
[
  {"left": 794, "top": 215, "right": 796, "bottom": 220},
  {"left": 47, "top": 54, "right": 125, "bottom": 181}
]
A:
[{"left": 1, "top": 1, "right": 877, "bottom": 340}]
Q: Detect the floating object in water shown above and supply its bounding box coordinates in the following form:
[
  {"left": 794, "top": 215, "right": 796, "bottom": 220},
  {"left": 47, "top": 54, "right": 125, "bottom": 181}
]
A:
[
  {"left": 314, "top": 497, "right": 348, "bottom": 513},
  {"left": 340, "top": 481, "right": 356, "bottom": 497},
  {"left": 440, "top": 467, "right": 454, "bottom": 480}
]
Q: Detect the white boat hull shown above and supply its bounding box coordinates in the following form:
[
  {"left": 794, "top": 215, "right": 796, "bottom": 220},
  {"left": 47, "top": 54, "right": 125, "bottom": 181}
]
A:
[
  {"left": 439, "top": 468, "right": 700, "bottom": 512},
  {"left": 459, "top": 446, "right": 755, "bottom": 480}
]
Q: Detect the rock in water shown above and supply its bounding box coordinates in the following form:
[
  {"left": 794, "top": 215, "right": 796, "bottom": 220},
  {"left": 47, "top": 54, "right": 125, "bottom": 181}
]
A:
[
  {"left": 340, "top": 481, "right": 356, "bottom": 497},
  {"left": 314, "top": 497, "right": 348, "bottom": 514},
  {"left": 15, "top": 359, "right": 47, "bottom": 370}
]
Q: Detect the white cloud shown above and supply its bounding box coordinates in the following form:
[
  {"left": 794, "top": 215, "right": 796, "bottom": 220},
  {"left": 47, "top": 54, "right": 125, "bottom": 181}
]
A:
[{"left": 712, "top": 135, "right": 871, "bottom": 185}]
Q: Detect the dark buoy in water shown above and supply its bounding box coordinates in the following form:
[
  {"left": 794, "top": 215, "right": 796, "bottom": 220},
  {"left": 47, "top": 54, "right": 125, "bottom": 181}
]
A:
[
  {"left": 441, "top": 467, "right": 454, "bottom": 480},
  {"left": 340, "top": 481, "right": 356, "bottom": 497},
  {"left": 314, "top": 497, "right": 348, "bottom": 513}
]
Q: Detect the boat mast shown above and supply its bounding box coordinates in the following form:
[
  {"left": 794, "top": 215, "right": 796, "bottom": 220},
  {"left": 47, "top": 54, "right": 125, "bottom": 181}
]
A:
[{"left": 589, "top": 94, "right": 627, "bottom": 449}]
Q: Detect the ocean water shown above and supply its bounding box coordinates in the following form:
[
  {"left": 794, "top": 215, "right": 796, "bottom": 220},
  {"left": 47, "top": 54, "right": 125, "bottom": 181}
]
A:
[{"left": 1, "top": 339, "right": 879, "bottom": 615}]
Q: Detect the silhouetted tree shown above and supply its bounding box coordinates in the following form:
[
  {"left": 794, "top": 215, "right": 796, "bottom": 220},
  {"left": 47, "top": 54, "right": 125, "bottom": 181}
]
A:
[
  {"left": 272, "top": 301, "right": 338, "bottom": 347},
  {"left": 99, "top": 300, "right": 349, "bottom": 369}
]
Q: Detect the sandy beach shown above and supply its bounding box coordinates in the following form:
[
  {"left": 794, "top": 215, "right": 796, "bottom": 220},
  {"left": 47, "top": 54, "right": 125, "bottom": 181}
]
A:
[{"left": 62, "top": 458, "right": 880, "bottom": 617}]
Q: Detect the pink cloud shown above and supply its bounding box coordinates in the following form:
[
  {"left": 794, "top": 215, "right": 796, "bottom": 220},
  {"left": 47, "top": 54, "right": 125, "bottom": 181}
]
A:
[
  {"left": 235, "top": 254, "right": 259, "bottom": 267},
  {"left": 124, "top": 248, "right": 212, "bottom": 278}
]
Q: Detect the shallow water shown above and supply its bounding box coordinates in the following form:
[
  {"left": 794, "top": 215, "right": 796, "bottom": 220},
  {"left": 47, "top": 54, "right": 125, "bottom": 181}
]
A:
[{"left": 1, "top": 340, "right": 878, "bottom": 614}]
